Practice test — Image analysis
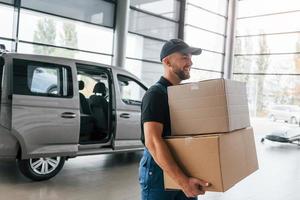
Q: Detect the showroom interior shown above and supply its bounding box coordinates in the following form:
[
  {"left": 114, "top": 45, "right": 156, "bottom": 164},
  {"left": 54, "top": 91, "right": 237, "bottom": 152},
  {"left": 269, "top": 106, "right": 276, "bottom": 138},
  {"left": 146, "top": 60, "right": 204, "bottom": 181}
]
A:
[{"left": 0, "top": 0, "right": 300, "bottom": 200}]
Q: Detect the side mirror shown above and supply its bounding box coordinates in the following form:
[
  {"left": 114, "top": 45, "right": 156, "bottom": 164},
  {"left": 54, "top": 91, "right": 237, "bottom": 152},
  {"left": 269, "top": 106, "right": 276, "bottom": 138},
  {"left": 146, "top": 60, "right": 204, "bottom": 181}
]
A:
[{"left": 0, "top": 44, "right": 6, "bottom": 52}]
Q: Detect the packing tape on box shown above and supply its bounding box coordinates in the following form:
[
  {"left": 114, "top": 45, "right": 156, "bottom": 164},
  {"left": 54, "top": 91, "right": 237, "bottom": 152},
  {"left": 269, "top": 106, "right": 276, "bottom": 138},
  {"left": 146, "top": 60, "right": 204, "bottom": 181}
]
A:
[
  {"left": 184, "top": 137, "right": 194, "bottom": 145},
  {"left": 190, "top": 84, "right": 199, "bottom": 90}
]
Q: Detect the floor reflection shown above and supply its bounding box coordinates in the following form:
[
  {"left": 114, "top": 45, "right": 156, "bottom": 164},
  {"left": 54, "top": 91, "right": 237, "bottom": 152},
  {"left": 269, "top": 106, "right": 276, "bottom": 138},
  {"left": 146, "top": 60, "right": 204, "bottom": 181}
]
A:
[{"left": 0, "top": 118, "right": 300, "bottom": 200}]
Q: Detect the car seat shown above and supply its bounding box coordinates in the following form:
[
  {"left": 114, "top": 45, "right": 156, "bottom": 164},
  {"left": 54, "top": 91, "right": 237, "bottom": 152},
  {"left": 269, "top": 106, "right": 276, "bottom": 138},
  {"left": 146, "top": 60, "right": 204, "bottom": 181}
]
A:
[
  {"left": 78, "top": 80, "right": 94, "bottom": 141},
  {"left": 89, "top": 82, "right": 108, "bottom": 132},
  {"left": 78, "top": 80, "right": 91, "bottom": 114}
]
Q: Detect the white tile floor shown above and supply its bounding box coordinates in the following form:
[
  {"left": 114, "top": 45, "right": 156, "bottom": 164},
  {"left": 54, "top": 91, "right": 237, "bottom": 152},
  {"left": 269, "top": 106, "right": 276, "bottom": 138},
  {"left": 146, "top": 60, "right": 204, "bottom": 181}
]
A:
[{"left": 0, "top": 118, "right": 300, "bottom": 200}]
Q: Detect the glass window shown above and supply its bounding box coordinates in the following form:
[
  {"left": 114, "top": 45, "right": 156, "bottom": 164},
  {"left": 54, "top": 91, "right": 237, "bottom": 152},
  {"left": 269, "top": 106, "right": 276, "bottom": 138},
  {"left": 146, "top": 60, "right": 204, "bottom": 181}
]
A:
[
  {"left": 77, "top": 74, "right": 97, "bottom": 98},
  {"left": 13, "top": 59, "right": 73, "bottom": 97},
  {"left": 234, "top": 54, "right": 300, "bottom": 74},
  {"left": 238, "top": 0, "right": 300, "bottom": 18},
  {"left": 236, "top": 12, "right": 300, "bottom": 36},
  {"left": 30, "top": 67, "right": 59, "bottom": 94},
  {"left": 125, "top": 58, "right": 163, "bottom": 87},
  {"left": 184, "top": 69, "right": 222, "bottom": 83},
  {"left": 18, "top": 42, "right": 112, "bottom": 65},
  {"left": 185, "top": 25, "right": 225, "bottom": 53},
  {"left": 191, "top": 50, "right": 224, "bottom": 72},
  {"left": 236, "top": 33, "right": 300, "bottom": 54},
  {"left": 233, "top": 74, "right": 300, "bottom": 118},
  {"left": 21, "top": 0, "right": 115, "bottom": 27},
  {"left": 129, "top": 9, "right": 178, "bottom": 40},
  {"left": 77, "top": 64, "right": 110, "bottom": 99},
  {"left": 126, "top": 34, "right": 164, "bottom": 62},
  {"left": 19, "top": 9, "right": 113, "bottom": 55},
  {"left": 187, "top": 0, "right": 228, "bottom": 17},
  {"left": 0, "top": 39, "right": 13, "bottom": 52},
  {"left": 186, "top": 4, "right": 226, "bottom": 35},
  {"left": 0, "top": 0, "right": 13, "bottom": 5},
  {"left": 130, "top": 0, "right": 180, "bottom": 21},
  {"left": 117, "top": 75, "right": 146, "bottom": 106},
  {"left": 0, "top": 4, "right": 14, "bottom": 39}
]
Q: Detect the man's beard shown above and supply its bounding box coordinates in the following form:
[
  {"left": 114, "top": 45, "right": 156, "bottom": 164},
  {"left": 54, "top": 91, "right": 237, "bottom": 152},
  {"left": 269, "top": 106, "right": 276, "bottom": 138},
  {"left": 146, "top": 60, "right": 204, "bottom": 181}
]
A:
[{"left": 173, "top": 66, "right": 190, "bottom": 80}]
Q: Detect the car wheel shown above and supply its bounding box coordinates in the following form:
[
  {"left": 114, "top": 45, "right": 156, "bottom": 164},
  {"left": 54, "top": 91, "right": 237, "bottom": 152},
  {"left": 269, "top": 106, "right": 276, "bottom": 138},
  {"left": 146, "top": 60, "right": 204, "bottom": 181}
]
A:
[
  {"left": 269, "top": 115, "right": 276, "bottom": 122},
  {"left": 290, "top": 117, "right": 297, "bottom": 124},
  {"left": 17, "top": 156, "right": 65, "bottom": 181}
]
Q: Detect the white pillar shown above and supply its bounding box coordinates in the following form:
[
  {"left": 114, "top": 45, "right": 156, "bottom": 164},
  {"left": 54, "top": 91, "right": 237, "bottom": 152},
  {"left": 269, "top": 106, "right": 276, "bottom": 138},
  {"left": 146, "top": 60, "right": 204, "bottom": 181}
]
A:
[
  {"left": 112, "top": 0, "right": 130, "bottom": 67},
  {"left": 223, "top": 0, "right": 238, "bottom": 79}
]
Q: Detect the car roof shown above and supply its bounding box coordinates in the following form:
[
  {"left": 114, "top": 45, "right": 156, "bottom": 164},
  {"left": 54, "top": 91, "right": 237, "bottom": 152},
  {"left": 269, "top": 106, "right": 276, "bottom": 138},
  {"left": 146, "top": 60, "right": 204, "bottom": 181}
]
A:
[{"left": 2, "top": 52, "right": 148, "bottom": 87}]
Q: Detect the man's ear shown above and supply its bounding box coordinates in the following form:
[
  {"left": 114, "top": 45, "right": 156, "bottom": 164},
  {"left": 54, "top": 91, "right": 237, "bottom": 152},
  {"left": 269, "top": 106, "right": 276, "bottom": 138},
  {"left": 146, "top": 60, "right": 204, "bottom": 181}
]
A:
[{"left": 162, "top": 56, "right": 171, "bottom": 66}]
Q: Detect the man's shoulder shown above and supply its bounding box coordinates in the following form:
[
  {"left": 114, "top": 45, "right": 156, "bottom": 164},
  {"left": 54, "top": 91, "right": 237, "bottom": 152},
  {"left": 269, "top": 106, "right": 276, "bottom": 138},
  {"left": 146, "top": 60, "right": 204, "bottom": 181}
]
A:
[
  {"left": 148, "top": 83, "right": 167, "bottom": 94},
  {"left": 142, "top": 86, "right": 168, "bottom": 109},
  {"left": 144, "top": 85, "right": 166, "bottom": 100}
]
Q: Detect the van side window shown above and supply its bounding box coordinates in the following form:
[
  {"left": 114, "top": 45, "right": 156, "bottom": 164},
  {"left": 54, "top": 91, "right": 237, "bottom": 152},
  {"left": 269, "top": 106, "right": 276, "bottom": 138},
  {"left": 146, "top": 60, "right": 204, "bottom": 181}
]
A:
[
  {"left": 13, "top": 59, "right": 73, "bottom": 97},
  {"left": 117, "top": 75, "right": 146, "bottom": 106}
]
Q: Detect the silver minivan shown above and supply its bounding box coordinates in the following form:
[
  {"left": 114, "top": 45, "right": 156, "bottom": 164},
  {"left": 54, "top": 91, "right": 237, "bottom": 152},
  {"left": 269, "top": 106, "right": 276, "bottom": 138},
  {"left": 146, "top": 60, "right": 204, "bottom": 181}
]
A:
[{"left": 0, "top": 51, "right": 147, "bottom": 181}]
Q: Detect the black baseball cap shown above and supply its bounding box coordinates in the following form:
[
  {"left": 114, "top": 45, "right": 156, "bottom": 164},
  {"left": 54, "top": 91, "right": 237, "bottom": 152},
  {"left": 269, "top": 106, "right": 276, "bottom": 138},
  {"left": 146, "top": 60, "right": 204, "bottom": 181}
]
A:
[{"left": 160, "top": 39, "right": 202, "bottom": 61}]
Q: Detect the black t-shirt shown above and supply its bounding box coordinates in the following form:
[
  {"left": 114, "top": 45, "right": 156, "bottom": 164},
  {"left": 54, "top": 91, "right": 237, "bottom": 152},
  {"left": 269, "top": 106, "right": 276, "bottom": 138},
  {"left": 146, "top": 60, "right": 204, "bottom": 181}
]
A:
[{"left": 140, "top": 76, "right": 173, "bottom": 144}]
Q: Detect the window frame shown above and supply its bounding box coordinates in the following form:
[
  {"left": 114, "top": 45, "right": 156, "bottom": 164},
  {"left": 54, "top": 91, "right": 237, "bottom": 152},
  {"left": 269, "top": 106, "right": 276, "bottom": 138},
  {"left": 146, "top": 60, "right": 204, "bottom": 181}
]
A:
[
  {"left": 117, "top": 74, "right": 147, "bottom": 106},
  {"left": 13, "top": 58, "right": 73, "bottom": 98},
  {"left": 76, "top": 62, "right": 114, "bottom": 105}
]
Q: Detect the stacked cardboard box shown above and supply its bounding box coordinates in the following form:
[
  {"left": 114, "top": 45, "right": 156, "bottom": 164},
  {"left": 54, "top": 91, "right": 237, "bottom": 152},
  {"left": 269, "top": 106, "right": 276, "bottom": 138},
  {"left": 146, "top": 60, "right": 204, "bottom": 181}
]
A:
[{"left": 163, "top": 78, "right": 258, "bottom": 192}]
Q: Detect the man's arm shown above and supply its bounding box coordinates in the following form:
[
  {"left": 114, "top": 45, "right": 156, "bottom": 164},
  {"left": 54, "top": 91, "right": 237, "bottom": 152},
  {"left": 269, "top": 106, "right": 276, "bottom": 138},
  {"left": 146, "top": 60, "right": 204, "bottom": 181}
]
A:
[{"left": 144, "top": 121, "right": 209, "bottom": 198}]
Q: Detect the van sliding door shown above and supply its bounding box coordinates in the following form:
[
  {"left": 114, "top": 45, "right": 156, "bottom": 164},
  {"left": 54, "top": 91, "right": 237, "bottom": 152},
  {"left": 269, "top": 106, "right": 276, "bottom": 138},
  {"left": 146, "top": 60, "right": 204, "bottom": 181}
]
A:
[{"left": 11, "top": 59, "right": 80, "bottom": 159}]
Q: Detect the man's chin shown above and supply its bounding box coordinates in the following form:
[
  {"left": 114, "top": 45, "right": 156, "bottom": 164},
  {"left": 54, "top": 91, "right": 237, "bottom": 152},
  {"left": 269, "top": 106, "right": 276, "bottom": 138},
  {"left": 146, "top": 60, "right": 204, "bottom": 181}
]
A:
[
  {"left": 175, "top": 70, "right": 190, "bottom": 80},
  {"left": 183, "top": 73, "right": 190, "bottom": 80},
  {"left": 181, "top": 74, "right": 190, "bottom": 80}
]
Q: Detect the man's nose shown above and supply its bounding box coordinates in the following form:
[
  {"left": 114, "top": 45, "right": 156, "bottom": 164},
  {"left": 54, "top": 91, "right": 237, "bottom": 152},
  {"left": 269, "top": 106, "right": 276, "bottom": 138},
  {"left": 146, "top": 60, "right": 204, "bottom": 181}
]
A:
[{"left": 188, "top": 58, "right": 193, "bottom": 66}]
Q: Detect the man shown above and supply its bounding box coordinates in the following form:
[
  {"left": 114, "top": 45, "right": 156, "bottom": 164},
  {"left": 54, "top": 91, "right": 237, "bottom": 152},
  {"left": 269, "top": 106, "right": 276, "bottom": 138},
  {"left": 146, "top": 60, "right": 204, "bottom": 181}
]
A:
[{"left": 139, "top": 39, "right": 210, "bottom": 200}]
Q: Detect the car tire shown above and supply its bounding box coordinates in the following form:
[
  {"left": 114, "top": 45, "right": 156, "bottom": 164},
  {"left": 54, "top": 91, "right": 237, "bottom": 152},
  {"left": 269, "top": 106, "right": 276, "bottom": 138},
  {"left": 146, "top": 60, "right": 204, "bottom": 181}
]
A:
[
  {"left": 17, "top": 156, "right": 65, "bottom": 181},
  {"left": 290, "top": 117, "right": 297, "bottom": 124}
]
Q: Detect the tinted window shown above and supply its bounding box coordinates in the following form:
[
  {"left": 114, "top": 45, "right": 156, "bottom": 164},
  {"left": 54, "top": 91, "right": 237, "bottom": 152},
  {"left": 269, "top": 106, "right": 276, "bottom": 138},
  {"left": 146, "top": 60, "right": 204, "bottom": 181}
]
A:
[
  {"left": 129, "top": 9, "right": 178, "bottom": 40},
  {"left": 117, "top": 75, "right": 146, "bottom": 106},
  {"left": 13, "top": 59, "right": 73, "bottom": 97},
  {"left": 21, "top": 0, "right": 115, "bottom": 27},
  {"left": 0, "top": 0, "right": 14, "bottom": 4},
  {"left": 130, "top": 0, "right": 180, "bottom": 21},
  {"left": 0, "top": 4, "right": 14, "bottom": 39}
]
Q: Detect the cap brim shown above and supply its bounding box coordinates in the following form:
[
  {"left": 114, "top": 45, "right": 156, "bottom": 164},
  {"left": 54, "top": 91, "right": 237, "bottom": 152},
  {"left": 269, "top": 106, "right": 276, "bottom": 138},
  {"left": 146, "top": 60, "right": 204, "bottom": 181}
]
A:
[{"left": 180, "top": 47, "right": 202, "bottom": 55}]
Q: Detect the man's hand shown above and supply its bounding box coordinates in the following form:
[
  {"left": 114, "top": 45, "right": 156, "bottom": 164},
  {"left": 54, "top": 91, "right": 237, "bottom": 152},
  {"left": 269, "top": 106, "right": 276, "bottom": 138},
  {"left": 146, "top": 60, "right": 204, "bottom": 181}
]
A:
[{"left": 180, "top": 177, "right": 210, "bottom": 198}]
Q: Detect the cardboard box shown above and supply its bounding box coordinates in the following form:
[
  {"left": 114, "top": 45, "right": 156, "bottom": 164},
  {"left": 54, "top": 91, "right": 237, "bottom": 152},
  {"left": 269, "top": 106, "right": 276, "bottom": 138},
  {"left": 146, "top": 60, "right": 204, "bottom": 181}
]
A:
[
  {"left": 168, "top": 79, "right": 250, "bottom": 135},
  {"left": 164, "top": 128, "right": 258, "bottom": 192}
]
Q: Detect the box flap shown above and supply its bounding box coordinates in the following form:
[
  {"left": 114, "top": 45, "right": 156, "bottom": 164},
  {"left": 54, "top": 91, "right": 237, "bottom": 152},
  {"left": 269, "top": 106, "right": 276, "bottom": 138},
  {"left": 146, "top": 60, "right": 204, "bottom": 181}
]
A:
[{"left": 168, "top": 79, "right": 226, "bottom": 101}]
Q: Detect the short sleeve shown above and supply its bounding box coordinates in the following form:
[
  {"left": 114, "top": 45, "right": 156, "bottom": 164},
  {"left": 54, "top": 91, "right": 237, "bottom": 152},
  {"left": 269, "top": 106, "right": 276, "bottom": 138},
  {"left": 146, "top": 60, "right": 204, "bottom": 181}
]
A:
[{"left": 141, "top": 91, "right": 167, "bottom": 124}]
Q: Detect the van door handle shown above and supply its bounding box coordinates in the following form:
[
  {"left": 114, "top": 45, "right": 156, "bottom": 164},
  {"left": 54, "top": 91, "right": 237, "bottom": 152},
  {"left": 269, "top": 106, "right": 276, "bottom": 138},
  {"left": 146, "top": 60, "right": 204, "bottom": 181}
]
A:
[
  {"left": 120, "top": 113, "right": 130, "bottom": 118},
  {"left": 61, "top": 112, "right": 76, "bottom": 118}
]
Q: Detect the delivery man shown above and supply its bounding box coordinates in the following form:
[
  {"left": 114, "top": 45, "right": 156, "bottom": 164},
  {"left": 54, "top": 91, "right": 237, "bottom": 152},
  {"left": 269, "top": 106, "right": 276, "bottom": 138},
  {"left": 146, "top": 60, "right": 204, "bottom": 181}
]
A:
[{"left": 139, "top": 39, "right": 210, "bottom": 200}]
